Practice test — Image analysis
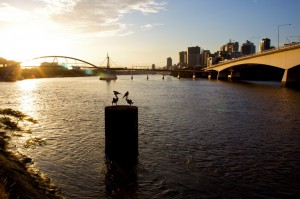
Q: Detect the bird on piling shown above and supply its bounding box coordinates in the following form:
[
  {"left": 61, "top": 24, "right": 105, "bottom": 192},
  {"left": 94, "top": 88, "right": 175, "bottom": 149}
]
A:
[
  {"left": 126, "top": 98, "right": 134, "bottom": 106},
  {"left": 112, "top": 91, "right": 121, "bottom": 106},
  {"left": 112, "top": 97, "right": 118, "bottom": 105},
  {"left": 122, "top": 91, "right": 133, "bottom": 105},
  {"left": 113, "top": 91, "right": 121, "bottom": 97},
  {"left": 123, "top": 91, "right": 129, "bottom": 99}
]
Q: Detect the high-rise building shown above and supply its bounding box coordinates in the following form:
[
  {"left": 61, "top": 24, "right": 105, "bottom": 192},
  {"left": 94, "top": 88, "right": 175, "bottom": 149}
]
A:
[
  {"left": 220, "top": 39, "right": 239, "bottom": 53},
  {"left": 152, "top": 64, "right": 155, "bottom": 70},
  {"left": 188, "top": 46, "right": 200, "bottom": 67},
  {"left": 241, "top": 40, "right": 256, "bottom": 55},
  {"left": 179, "top": 51, "right": 187, "bottom": 68},
  {"left": 167, "top": 57, "right": 172, "bottom": 69},
  {"left": 260, "top": 38, "right": 271, "bottom": 52},
  {"left": 201, "top": 50, "right": 211, "bottom": 68}
]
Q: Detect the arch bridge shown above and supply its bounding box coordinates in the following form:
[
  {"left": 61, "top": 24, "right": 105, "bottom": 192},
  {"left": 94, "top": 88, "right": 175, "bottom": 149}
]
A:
[
  {"left": 205, "top": 43, "right": 300, "bottom": 86},
  {"left": 0, "top": 55, "right": 113, "bottom": 81},
  {"left": 23, "top": 55, "right": 105, "bottom": 69}
]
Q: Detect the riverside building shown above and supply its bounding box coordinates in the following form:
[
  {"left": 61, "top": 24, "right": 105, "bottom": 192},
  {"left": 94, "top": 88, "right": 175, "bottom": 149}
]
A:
[
  {"left": 179, "top": 51, "right": 187, "bottom": 68},
  {"left": 260, "top": 38, "right": 271, "bottom": 52},
  {"left": 241, "top": 40, "right": 256, "bottom": 55},
  {"left": 188, "top": 46, "right": 201, "bottom": 67}
]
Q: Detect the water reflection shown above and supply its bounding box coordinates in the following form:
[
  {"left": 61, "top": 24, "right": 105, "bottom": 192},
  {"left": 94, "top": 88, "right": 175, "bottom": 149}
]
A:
[
  {"left": 105, "top": 156, "right": 138, "bottom": 198},
  {"left": 1, "top": 76, "right": 299, "bottom": 198},
  {"left": 16, "top": 79, "right": 39, "bottom": 117},
  {"left": 17, "top": 79, "right": 37, "bottom": 91}
]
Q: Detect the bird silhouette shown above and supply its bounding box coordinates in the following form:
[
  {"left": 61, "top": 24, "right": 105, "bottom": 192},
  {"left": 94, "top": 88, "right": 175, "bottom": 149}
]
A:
[
  {"left": 112, "top": 91, "right": 121, "bottom": 106},
  {"left": 126, "top": 98, "right": 134, "bottom": 106},
  {"left": 123, "top": 91, "right": 129, "bottom": 99},
  {"left": 113, "top": 91, "right": 121, "bottom": 97},
  {"left": 112, "top": 97, "right": 118, "bottom": 105}
]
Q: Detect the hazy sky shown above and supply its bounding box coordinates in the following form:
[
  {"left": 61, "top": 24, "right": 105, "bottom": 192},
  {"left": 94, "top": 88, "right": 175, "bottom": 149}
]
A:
[{"left": 0, "top": 0, "right": 299, "bottom": 67}]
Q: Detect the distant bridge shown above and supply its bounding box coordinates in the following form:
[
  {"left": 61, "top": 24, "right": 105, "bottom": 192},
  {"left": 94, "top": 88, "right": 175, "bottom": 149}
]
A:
[
  {"left": 205, "top": 43, "right": 300, "bottom": 86},
  {"left": 28, "top": 55, "right": 100, "bottom": 68},
  {"left": 0, "top": 55, "right": 114, "bottom": 81}
]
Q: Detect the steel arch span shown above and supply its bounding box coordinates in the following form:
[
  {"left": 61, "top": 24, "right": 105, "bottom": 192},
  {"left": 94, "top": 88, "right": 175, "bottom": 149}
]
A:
[{"left": 27, "top": 55, "right": 100, "bottom": 69}]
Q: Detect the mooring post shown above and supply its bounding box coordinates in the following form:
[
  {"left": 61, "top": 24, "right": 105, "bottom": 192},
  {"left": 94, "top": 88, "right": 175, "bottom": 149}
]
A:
[{"left": 105, "top": 105, "right": 138, "bottom": 160}]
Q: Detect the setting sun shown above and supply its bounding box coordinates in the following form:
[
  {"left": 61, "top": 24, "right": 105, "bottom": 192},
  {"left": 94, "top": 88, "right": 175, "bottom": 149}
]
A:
[{"left": 2, "top": 24, "right": 63, "bottom": 62}]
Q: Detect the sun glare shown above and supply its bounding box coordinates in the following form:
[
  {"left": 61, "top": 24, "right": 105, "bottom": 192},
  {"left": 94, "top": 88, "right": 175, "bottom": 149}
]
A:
[
  {"left": 21, "top": 60, "right": 43, "bottom": 67},
  {"left": 17, "top": 79, "right": 38, "bottom": 91},
  {"left": 1, "top": 22, "right": 68, "bottom": 62}
]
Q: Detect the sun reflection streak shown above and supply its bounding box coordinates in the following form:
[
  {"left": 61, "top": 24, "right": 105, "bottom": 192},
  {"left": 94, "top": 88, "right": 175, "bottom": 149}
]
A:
[
  {"left": 16, "top": 79, "right": 39, "bottom": 116},
  {"left": 17, "top": 79, "right": 37, "bottom": 91}
]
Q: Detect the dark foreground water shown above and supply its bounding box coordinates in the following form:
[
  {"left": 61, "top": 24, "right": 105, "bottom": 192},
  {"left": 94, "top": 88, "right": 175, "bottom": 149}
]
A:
[{"left": 1, "top": 75, "right": 300, "bottom": 198}]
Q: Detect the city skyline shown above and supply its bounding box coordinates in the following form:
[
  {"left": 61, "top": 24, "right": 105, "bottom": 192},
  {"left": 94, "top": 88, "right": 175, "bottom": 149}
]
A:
[{"left": 0, "top": 0, "right": 300, "bottom": 67}]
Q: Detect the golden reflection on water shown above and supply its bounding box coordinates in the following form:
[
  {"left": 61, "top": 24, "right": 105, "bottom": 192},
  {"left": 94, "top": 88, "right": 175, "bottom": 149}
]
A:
[
  {"left": 17, "top": 79, "right": 37, "bottom": 91},
  {"left": 16, "top": 79, "right": 38, "bottom": 116}
]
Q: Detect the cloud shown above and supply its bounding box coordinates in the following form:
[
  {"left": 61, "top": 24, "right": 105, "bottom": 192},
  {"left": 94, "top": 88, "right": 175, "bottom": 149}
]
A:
[
  {"left": 0, "top": 0, "right": 166, "bottom": 36},
  {"left": 0, "top": 3, "right": 30, "bottom": 23},
  {"left": 141, "top": 23, "right": 163, "bottom": 30},
  {"left": 40, "top": 0, "right": 167, "bottom": 35}
]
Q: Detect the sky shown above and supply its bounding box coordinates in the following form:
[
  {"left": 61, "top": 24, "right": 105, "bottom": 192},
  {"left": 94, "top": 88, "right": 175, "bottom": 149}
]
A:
[{"left": 0, "top": 0, "right": 300, "bottom": 67}]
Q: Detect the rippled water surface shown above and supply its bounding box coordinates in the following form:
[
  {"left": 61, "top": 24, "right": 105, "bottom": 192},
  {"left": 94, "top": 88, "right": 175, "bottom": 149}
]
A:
[{"left": 1, "top": 75, "right": 300, "bottom": 198}]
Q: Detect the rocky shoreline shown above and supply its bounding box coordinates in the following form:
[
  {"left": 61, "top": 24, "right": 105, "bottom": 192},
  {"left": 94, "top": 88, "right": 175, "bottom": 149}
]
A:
[{"left": 0, "top": 150, "right": 65, "bottom": 198}]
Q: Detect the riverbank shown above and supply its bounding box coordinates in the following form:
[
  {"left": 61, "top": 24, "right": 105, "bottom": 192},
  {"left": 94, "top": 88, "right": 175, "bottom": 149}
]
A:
[{"left": 0, "top": 150, "right": 64, "bottom": 198}]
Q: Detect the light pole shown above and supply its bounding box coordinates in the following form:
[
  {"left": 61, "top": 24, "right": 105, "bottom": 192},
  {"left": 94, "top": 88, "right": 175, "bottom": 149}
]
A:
[{"left": 278, "top": 24, "right": 291, "bottom": 48}]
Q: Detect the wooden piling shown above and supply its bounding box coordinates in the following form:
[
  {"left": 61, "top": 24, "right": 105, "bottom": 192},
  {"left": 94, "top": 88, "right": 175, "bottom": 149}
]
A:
[{"left": 105, "top": 105, "right": 138, "bottom": 159}]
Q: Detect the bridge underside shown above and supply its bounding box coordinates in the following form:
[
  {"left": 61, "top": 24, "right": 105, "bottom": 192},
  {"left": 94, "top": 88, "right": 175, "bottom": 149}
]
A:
[{"left": 208, "top": 64, "right": 300, "bottom": 87}]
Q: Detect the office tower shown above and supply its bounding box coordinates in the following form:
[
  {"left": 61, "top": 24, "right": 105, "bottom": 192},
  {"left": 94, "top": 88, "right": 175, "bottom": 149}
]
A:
[
  {"left": 260, "top": 38, "right": 271, "bottom": 52},
  {"left": 201, "top": 50, "right": 211, "bottom": 68},
  {"left": 179, "top": 51, "right": 187, "bottom": 68},
  {"left": 241, "top": 40, "right": 256, "bottom": 55},
  {"left": 167, "top": 57, "right": 172, "bottom": 69},
  {"left": 220, "top": 39, "right": 239, "bottom": 53},
  {"left": 188, "top": 46, "right": 200, "bottom": 67}
]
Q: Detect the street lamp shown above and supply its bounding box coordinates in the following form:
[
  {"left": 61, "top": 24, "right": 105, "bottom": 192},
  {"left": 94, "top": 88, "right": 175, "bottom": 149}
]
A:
[{"left": 278, "top": 24, "right": 291, "bottom": 48}]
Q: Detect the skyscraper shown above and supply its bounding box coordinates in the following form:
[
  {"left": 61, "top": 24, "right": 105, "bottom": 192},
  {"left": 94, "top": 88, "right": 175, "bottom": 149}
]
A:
[
  {"left": 188, "top": 46, "right": 200, "bottom": 67},
  {"left": 260, "top": 38, "right": 271, "bottom": 52},
  {"left": 241, "top": 40, "right": 256, "bottom": 55},
  {"left": 179, "top": 51, "right": 187, "bottom": 68},
  {"left": 167, "top": 57, "right": 172, "bottom": 69},
  {"left": 201, "top": 50, "right": 211, "bottom": 68},
  {"left": 220, "top": 39, "right": 239, "bottom": 53}
]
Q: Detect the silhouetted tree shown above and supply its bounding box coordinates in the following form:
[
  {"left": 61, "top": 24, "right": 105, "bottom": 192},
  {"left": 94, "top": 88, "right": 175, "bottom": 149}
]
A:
[{"left": 0, "top": 108, "right": 45, "bottom": 151}]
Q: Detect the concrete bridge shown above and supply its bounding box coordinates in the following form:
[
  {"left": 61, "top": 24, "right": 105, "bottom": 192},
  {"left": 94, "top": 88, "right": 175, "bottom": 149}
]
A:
[{"left": 205, "top": 43, "right": 300, "bottom": 87}]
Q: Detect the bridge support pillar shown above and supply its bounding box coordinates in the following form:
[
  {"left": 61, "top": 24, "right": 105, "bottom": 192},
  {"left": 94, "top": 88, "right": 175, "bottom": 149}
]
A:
[
  {"left": 217, "top": 71, "right": 227, "bottom": 80},
  {"left": 281, "top": 68, "right": 300, "bottom": 87},
  {"left": 228, "top": 71, "right": 233, "bottom": 80},
  {"left": 281, "top": 69, "right": 288, "bottom": 87}
]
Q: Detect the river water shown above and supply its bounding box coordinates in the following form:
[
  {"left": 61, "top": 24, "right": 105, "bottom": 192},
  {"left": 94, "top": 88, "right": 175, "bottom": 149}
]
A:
[{"left": 1, "top": 75, "right": 300, "bottom": 198}]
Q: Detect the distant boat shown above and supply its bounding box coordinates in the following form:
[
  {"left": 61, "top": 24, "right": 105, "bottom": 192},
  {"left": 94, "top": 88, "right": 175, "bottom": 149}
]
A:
[{"left": 99, "top": 73, "right": 117, "bottom": 81}]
